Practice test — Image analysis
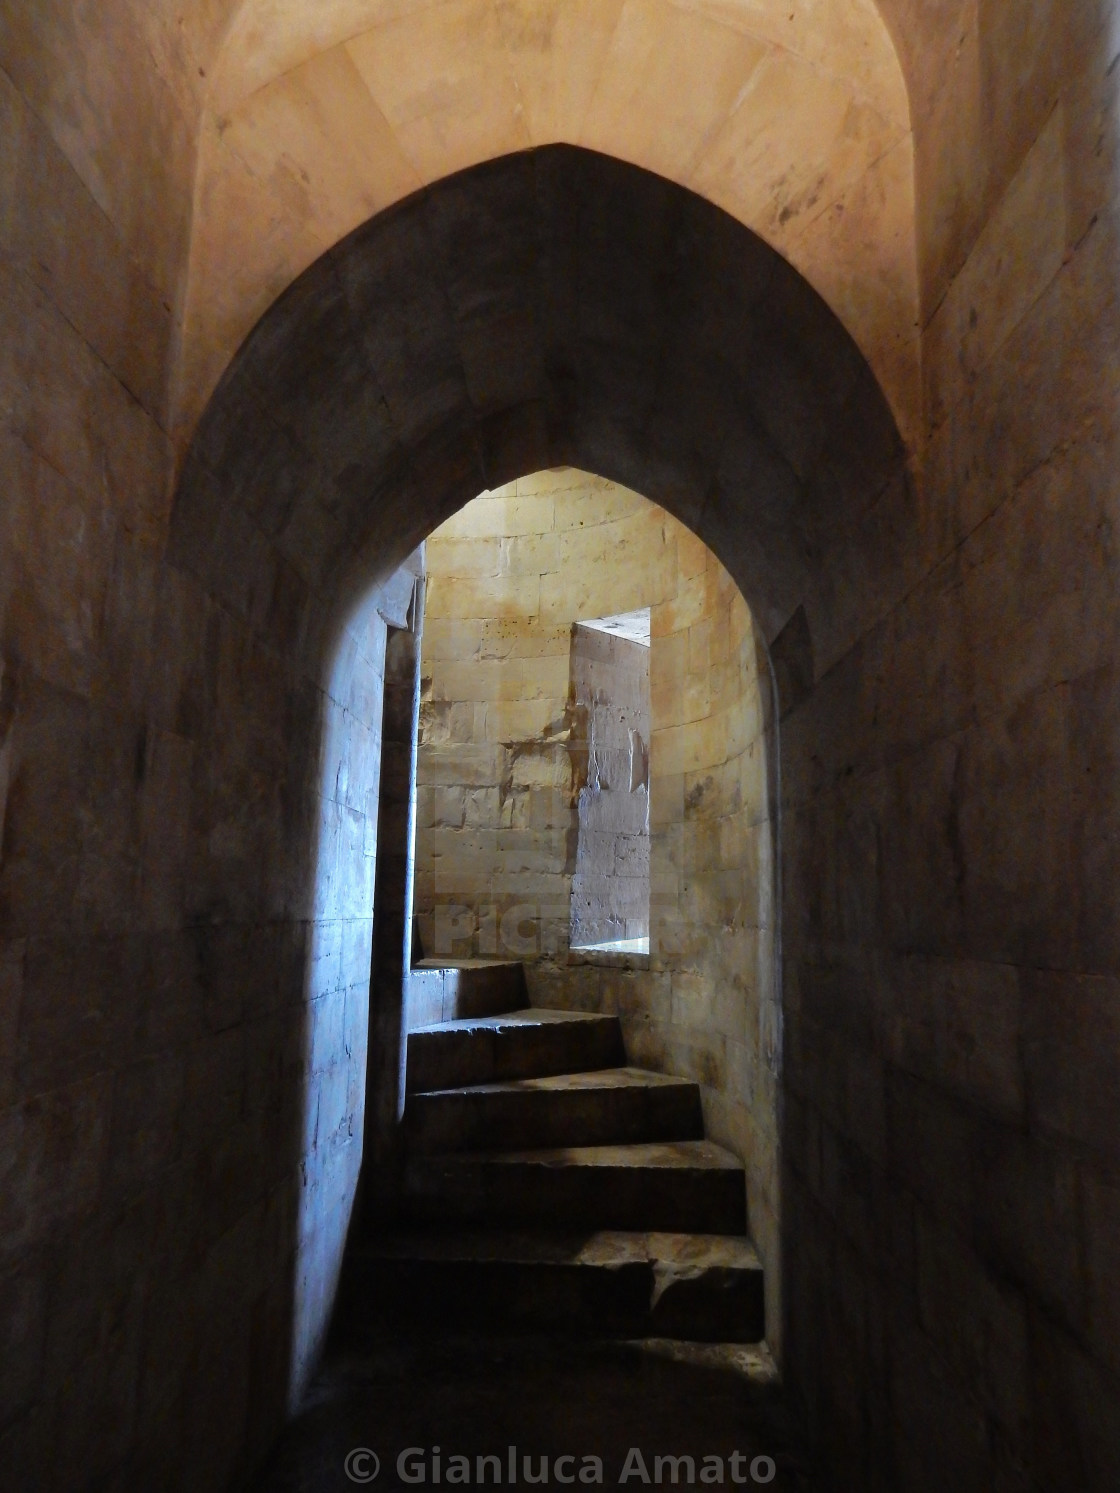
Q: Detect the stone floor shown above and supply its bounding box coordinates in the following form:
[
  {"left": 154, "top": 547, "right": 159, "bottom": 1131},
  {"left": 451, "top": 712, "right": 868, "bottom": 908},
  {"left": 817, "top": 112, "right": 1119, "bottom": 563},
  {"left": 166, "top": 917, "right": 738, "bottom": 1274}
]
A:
[{"left": 248, "top": 1334, "right": 816, "bottom": 1492}]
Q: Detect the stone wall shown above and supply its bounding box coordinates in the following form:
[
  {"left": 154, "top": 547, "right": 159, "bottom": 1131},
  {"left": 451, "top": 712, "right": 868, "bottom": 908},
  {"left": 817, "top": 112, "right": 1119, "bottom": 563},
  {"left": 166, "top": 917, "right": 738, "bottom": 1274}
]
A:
[
  {"left": 3, "top": 4, "right": 1120, "bottom": 1483},
  {"left": 648, "top": 550, "right": 781, "bottom": 1350},
  {"left": 771, "top": 10, "right": 1120, "bottom": 1488},
  {"left": 415, "top": 472, "right": 676, "bottom": 964},
  {"left": 568, "top": 624, "right": 650, "bottom": 949},
  {"left": 161, "top": 135, "right": 1120, "bottom": 1488}
]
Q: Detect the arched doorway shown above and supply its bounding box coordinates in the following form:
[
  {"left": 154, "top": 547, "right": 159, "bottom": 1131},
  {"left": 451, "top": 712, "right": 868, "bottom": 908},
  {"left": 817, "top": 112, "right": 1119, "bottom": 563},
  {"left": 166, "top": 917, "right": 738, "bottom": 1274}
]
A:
[{"left": 171, "top": 142, "right": 908, "bottom": 1466}]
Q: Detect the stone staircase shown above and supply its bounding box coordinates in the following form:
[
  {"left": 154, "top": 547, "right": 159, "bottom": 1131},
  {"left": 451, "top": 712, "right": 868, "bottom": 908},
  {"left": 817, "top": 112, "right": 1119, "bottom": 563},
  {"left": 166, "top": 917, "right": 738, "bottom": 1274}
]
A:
[{"left": 340, "top": 962, "right": 764, "bottom": 1344}]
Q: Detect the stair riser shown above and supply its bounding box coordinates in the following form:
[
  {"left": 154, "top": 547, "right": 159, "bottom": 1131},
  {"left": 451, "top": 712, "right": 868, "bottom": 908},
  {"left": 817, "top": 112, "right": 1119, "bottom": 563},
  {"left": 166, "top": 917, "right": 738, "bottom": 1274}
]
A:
[
  {"left": 407, "top": 963, "right": 527, "bottom": 1028},
  {"left": 407, "top": 1019, "right": 626, "bottom": 1093},
  {"left": 402, "top": 1161, "right": 747, "bottom": 1234},
  {"left": 336, "top": 1258, "right": 764, "bottom": 1344},
  {"left": 405, "top": 1083, "right": 703, "bottom": 1153}
]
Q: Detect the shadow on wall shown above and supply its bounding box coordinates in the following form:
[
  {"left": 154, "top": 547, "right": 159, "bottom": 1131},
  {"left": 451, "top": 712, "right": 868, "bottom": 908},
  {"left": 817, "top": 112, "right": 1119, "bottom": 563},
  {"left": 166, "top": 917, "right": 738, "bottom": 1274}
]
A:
[{"left": 287, "top": 558, "right": 420, "bottom": 1405}]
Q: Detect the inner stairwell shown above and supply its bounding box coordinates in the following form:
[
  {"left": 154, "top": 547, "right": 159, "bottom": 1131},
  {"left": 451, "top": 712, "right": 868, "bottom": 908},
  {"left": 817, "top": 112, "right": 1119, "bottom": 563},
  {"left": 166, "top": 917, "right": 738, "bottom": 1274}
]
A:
[{"left": 341, "top": 959, "right": 765, "bottom": 1345}]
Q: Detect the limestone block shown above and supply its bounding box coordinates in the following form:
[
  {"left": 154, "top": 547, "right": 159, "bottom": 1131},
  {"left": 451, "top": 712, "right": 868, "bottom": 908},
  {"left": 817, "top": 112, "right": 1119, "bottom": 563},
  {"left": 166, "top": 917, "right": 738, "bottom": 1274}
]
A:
[
  {"left": 548, "top": 479, "right": 648, "bottom": 529},
  {"left": 650, "top": 770, "right": 683, "bottom": 830},
  {"left": 581, "top": 0, "right": 769, "bottom": 183},
  {"left": 0, "top": 434, "right": 114, "bottom": 700},
  {"left": 345, "top": 0, "right": 531, "bottom": 181},
  {"left": 491, "top": 868, "right": 570, "bottom": 900},
  {"left": 437, "top": 491, "right": 557, "bottom": 540},
  {"left": 1063, "top": 16, "right": 1120, "bottom": 251},
  {"left": 106, "top": 1053, "right": 187, "bottom": 1192},
  {"left": 881, "top": 1067, "right": 975, "bottom": 1228},
  {"left": 423, "top": 618, "right": 486, "bottom": 662},
  {"left": 0, "top": 1251, "right": 45, "bottom": 1422},
  {"left": 0, "top": 61, "right": 18, "bottom": 236},
  {"left": 178, "top": 132, "right": 328, "bottom": 431},
  {"left": 432, "top": 825, "right": 500, "bottom": 871},
  {"left": 479, "top": 620, "right": 571, "bottom": 661},
  {"left": 0, "top": 69, "right": 172, "bottom": 419},
  {"left": 1082, "top": 1169, "right": 1120, "bottom": 1380},
  {"left": 0, "top": 0, "right": 197, "bottom": 300},
  {"left": 598, "top": 967, "right": 671, "bottom": 1023},
  {"left": 912, "top": 0, "right": 985, "bottom": 316},
  {"left": 508, "top": 741, "right": 574, "bottom": 794},
  {"left": 889, "top": 955, "right": 1025, "bottom": 1123},
  {"left": 218, "top": 44, "right": 419, "bottom": 249},
  {"left": 914, "top": 1211, "right": 1031, "bottom": 1442},
  {"left": 653, "top": 566, "right": 708, "bottom": 636},
  {"left": 426, "top": 657, "right": 516, "bottom": 702},
  {"left": 499, "top": 532, "right": 562, "bottom": 578},
  {"left": 0, "top": 261, "right": 173, "bottom": 544},
  {"left": 1022, "top": 969, "right": 1120, "bottom": 1158},
  {"left": 420, "top": 701, "right": 477, "bottom": 748},
  {"left": 979, "top": 0, "right": 1065, "bottom": 205},
  {"left": 790, "top": 133, "right": 920, "bottom": 446},
  {"left": 484, "top": 699, "right": 561, "bottom": 742},
  {"left": 684, "top": 757, "right": 741, "bottom": 821},
  {"left": 428, "top": 536, "right": 502, "bottom": 579},
  {"left": 959, "top": 440, "right": 1120, "bottom": 723},
  {"left": 973, "top": 1121, "right": 1084, "bottom": 1332},
  {"left": 1032, "top": 1315, "right": 1120, "bottom": 1488},
  {"left": 925, "top": 105, "right": 1067, "bottom": 428},
  {"left": 953, "top": 689, "right": 1075, "bottom": 968},
  {"left": 681, "top": 668, "right": 712, "bottom": 727},
  {"left": 0, "top": 1074, "right": 111, "bottom": 1255},
  {"left": 433, "top": 785, "right": 467, "bottom": 830},
  {"left": 417, "top": 744, "right": 504, "bottom": 788},
  {"left": 613, "top": 834, "right": 649, "bottom": 878},
  {"left": 691, "top": 46, "right": 905, "bottom": 255}
]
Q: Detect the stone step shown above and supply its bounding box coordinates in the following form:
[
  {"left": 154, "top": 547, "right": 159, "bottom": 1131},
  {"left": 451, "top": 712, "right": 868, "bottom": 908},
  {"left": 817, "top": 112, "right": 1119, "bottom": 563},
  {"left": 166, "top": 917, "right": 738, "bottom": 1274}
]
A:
[
  {"left": 338, "top": 1228, "right": 764, "bottom": 1343},
  {"left": 404, "top": 1067, "right": 704, "bottom": 1154},
  {"left": 406, "top": 959, "right": 527, "bottom": 1028},
  {"left": 406, "top": 1008, "right": 626, "bottom": 1093},
  {"left": 402, "top": 1140, "right": 747, "bottom": 1233}
]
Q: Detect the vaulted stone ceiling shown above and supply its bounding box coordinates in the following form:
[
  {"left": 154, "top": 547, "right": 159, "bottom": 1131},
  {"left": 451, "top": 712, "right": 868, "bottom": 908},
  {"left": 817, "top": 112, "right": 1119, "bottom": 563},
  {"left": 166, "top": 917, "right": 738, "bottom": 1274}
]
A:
[
  {"left": 181, "top": 0, "right": 919, "bottom": 443},
  {"left": 5, "top": 1, "right": 996, "bottom": 457}
]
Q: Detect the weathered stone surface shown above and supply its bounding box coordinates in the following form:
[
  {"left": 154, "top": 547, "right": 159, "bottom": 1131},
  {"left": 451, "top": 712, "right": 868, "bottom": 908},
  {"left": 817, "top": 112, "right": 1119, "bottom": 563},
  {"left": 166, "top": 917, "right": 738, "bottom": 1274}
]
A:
[
  {"left": 404, "top": 1139, "right": 746, "bottom": 1234},
  {"left": 406, "top": 1007, "right": 624, "bottom": 1092},
  {"left": 339, "top": 1226, "right": 765, "bottom": 1344},
  {"left": 406, "top": 1065, "right": 704, "bottom": 1154},
  {"left": 4, "top": 0, "right": 1120, "bottom": 1479},
  {"left": 411, "top": 468, "right": 779, "bottom": 1353}
]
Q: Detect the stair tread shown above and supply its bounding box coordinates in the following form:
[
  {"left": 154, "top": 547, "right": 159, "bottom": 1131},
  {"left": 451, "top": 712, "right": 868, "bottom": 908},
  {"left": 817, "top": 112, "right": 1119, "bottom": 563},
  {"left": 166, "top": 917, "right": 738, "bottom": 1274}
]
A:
[
  {"left": 417, "top": 1139, "right": 743, "bottom": 1169},
  {"left": 359, "top": 1227, "right": 760, "bottom": 1271},
  {"left": 411, "top": 1007, "right": 617, "bottom": 1035},
  {"left": 413, "top": 958, "right": 525, "bottom": 971},
  {"left": 411, "top": 1066, "right": 697, "bottom": 1099}
]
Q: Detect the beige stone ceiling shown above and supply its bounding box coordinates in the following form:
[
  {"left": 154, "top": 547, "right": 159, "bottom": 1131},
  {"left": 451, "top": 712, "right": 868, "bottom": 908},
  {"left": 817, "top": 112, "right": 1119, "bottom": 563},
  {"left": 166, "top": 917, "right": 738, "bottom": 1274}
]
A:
[{"left": 176, "top": 0, "right": 921, "bottom": 445}]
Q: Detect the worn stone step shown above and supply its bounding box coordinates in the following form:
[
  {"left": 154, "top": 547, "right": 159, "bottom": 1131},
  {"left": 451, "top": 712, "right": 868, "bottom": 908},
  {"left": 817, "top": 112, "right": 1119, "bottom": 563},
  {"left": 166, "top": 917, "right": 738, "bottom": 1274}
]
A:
[
  {"left": 338, "top": 1228, "right": 764, "bottom": 1343},
  {"left": 407, "top": 1008, "right": 626, "bottom": 1093},
  {"left": 406, "top": 959, "right": 527, "bottom": 1028},
  {"left": 404, "top": 1067, "right": 704, "bottom": 1153},
  {"left": 403, "top": 1140, "right": 747, "bottom": 1233}
]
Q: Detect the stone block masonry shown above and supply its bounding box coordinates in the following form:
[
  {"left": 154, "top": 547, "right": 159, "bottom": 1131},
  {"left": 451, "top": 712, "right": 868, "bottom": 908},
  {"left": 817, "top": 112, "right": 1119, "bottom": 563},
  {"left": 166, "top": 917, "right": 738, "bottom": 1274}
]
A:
[
  {"left": 3, "top": 4, "right": 1119, "bottom": 1472},
  {"left": 414, "top": 471, "right": 781, "bottom": 1352}
]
